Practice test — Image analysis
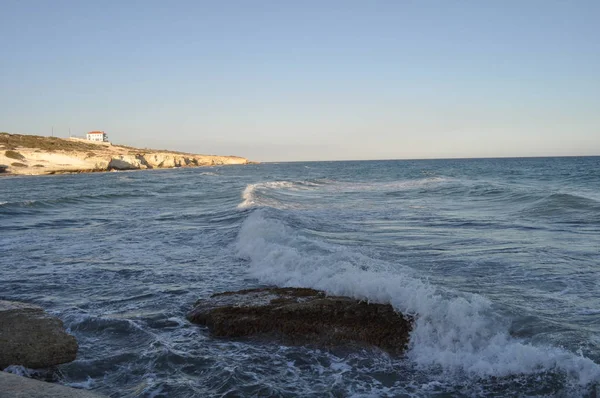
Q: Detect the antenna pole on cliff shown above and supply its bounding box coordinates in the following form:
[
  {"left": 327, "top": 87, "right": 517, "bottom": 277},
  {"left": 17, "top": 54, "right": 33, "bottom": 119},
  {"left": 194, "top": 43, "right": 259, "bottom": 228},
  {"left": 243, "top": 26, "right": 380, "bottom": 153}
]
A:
[{"left": 52, "top": 126, "right": 54, "bottom": 137}]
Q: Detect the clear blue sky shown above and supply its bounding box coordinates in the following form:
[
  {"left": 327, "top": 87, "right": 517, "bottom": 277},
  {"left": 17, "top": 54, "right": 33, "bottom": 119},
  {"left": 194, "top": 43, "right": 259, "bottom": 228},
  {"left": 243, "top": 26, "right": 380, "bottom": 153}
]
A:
[{"left": 1, "top": 0, "right": 598, "bottom": 161}]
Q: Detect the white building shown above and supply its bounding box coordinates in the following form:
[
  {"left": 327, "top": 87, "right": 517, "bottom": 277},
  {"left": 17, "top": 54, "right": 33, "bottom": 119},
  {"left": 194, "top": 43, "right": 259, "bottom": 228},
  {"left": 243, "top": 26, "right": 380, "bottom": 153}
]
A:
[{"left": 86, "top": 131, "right": 108, "bottom": 142}]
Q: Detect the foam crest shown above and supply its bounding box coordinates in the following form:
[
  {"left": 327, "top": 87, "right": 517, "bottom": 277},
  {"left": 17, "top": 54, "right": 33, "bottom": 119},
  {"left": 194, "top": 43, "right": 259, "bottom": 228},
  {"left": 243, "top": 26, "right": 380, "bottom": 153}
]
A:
[
  {"left": 237, "top": 181, "right": 297, "bottom": 209},
  {"left": 237, "top": 177, "right": 449, "bottom": 209},
  {"left": 236, "top": 209, "right": 600, "bottom": 386}
]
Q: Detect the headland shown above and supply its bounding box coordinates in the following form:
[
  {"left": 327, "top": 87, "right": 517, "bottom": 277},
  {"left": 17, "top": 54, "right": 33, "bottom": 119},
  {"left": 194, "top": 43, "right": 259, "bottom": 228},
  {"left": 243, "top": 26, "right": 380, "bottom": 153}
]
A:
[{"left": 0, "top": 132, "right": 251, "bottom": 176}]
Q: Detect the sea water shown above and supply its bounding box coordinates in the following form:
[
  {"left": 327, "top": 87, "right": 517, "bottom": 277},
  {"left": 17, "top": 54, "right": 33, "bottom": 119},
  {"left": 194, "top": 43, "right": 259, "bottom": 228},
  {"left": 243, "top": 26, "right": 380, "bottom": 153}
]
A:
[{"left": 1, "top": 157, "right": 599, "bottom": 397}]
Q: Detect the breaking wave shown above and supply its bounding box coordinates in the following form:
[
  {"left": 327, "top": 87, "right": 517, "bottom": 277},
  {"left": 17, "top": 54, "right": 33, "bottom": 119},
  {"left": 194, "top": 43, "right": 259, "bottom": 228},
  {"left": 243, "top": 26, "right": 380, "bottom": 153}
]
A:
[
  {"left": 237, "top": 177, "right": 449, "bottom": 209},
  {"left": 238, "top": 181, "right": 298, "bottom": 209},
  {"left": 235, "top": 206, "right": 600, "bottom": 391}
]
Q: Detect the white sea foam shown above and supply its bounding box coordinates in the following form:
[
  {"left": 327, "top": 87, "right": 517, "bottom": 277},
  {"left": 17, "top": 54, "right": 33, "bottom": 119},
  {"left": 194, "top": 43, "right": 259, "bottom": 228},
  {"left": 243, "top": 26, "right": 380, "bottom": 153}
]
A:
[
  {"left": 2, "top": 365, "right": 36, "bottom": 377},
  {"left": 237, "top": 181, "right": 297, "bottom": 209},
  {"left": 237, "top": 177, "right": 449, "bottom": 210},
  {"left": 66, "top": 376, "right": 95, "bottom": 390},
  {"left": 235, "top": 209, "right": 600, "bottom": 386}
]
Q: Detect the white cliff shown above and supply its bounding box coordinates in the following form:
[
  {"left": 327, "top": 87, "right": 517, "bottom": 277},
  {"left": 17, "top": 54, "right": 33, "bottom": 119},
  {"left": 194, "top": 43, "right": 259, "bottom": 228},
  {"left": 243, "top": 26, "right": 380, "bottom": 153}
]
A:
[{"left": 0, "top": 133, "right": 251, "bottom": 176}]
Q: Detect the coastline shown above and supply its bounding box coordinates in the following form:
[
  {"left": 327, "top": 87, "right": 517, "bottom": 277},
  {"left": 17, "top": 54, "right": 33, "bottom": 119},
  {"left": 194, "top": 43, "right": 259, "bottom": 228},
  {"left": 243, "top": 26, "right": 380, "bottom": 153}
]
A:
[{"left": 0, "top": 133, "right": 253, "bottom": 176}]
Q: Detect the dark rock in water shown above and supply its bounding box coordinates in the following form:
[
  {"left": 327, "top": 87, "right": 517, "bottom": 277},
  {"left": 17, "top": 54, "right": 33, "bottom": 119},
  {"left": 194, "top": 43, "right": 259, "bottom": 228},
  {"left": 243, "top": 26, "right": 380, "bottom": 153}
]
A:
[
  {"left": 187, "top": 287, "right": 412, "bottom": 354},
  {"left": 0, "top": 301, "right": 78, "bottom": 369}
]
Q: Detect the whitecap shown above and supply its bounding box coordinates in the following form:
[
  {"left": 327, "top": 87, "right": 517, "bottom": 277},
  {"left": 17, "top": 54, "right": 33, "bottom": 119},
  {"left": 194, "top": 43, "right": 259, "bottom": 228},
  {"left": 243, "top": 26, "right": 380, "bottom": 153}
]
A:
[
  {"left": 236, "top": 177, "right": 449, "bottom": 210},
  {"left": 235, "top": 209, "right": 600, "bottom": 386},
  {"left": 237, "top": 181, "right": 297, "bottom": 209}
]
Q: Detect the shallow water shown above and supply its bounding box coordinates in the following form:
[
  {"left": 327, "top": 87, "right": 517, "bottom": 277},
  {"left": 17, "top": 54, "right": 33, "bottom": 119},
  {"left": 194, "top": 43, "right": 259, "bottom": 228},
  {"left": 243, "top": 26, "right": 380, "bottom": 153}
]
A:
[{"left": 1, "top": 157, "right": 600, "bottom": 397}]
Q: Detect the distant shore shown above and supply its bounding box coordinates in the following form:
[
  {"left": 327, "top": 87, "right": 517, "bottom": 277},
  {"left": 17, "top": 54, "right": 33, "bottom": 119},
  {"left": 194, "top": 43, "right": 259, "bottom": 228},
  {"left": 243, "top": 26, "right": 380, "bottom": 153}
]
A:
[{"left": 0, "top": 133, "right": 252, "bottom": 176}]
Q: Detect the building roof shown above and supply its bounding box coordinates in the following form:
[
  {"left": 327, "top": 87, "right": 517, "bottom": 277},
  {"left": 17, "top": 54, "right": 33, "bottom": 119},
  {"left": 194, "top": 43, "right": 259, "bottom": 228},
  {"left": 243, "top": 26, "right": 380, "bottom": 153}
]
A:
[{"left": 87, "top": 131, "right": 105, "bottom": 135}]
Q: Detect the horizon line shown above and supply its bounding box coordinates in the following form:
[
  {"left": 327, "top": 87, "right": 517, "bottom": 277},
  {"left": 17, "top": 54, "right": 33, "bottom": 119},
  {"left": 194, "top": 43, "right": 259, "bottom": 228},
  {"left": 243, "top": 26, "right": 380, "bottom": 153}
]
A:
[{"left": 262, "top": 154, "right": 600, "bottom": 163}]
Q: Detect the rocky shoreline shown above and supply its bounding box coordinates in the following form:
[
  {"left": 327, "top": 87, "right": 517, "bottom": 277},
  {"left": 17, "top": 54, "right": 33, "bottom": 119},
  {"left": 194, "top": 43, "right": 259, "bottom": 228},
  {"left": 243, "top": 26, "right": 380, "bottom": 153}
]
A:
[
  {"left": 0, "top": 133, "right": 252, "bottom": 176},
  {"left": 0, "top": 300, "right": 106, "bottom": 397},
  {"left": 1, "top": 288, "right": 411, "bottom": 396},
  {"left": 0, "top": 301, "right": 77, "bottom": 369},
  {"left": 0, "top": 372, "right": 105, "bottom": 398}
]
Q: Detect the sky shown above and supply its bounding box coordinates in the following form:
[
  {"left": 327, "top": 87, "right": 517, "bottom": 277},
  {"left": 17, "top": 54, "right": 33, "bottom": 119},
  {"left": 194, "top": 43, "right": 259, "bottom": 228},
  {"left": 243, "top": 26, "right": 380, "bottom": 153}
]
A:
[{"left": 1, "top": 1, "right": 598, "bottom": 161}]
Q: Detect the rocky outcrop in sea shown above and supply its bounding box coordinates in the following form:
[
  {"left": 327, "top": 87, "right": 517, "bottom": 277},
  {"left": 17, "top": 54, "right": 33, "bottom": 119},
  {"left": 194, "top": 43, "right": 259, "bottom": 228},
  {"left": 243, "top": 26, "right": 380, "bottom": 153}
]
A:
[
  {"left": 0, "top": 300, "right": 78, "bottom": 369},
  {"left": 0, "top": 300, "right": 106, "bottom": 397},
  {"left": 187, "top": 287, "right": 413, "bottom": 354}
]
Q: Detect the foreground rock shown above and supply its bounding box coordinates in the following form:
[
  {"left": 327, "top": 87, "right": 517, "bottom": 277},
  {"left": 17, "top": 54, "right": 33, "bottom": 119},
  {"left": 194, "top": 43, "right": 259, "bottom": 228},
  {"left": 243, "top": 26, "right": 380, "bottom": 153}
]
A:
[
  {"left": 0, "top": 301, "right": 78, "bottom": 369},
  {"left": 0, "top": 372, "right": 105, "bottom": 398},
  {"left": 187, "top": 287, "right": 412, "bottom": 354}
]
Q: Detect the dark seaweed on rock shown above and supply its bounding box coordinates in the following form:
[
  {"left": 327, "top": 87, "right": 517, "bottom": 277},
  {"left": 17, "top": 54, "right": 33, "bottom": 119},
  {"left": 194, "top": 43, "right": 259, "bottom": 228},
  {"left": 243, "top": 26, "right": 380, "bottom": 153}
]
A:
[{"left": 187, "top": 287, "right": 413, "bottom": 354}]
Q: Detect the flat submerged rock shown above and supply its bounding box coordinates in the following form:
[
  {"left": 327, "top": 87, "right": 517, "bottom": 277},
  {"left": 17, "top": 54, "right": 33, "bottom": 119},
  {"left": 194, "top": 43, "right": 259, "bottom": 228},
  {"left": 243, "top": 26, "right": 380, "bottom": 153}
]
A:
[{"left": 187, "top": 287, "right": 412, "bottom": 354}]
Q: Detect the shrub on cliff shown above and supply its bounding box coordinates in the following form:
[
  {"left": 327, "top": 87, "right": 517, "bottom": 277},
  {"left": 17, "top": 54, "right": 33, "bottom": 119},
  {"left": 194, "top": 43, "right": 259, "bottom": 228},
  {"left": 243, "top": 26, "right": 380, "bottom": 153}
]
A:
[
  {"left": 0, "top": 133, "right": 100, "bottom": 152},
  {"left": 5, "top": 150, "right": 25, "bottom": 160},
  {"left": 11, "top": 162, "right": 27, "bottom": 167}
]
